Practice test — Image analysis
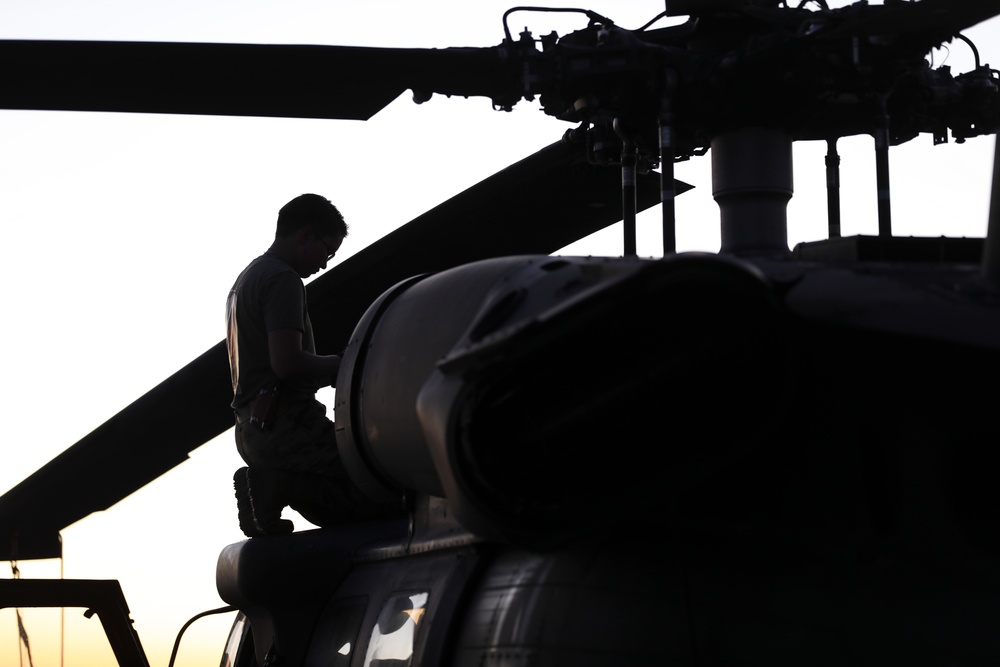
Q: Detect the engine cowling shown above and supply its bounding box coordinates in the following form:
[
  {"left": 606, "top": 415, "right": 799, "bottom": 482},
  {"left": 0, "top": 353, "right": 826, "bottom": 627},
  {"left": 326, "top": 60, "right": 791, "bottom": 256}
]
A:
[{"left": 335, "top": 253, "right": 786, "bottom": 546}]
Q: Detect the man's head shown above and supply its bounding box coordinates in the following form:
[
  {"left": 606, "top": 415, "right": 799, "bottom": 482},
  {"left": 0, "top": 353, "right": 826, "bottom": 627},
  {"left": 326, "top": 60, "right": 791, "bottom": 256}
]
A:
[
  {"left": 273, "top": 194, "right": 348, "bottom": 278},
  {"left": 276, "top": 193, "right": 348, "bottom": 240}
]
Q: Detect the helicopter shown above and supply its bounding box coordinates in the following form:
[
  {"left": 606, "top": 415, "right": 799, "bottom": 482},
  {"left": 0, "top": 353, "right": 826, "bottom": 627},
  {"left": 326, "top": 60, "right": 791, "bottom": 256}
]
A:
[{"left": 3, "top": 0, "right": 1000, "bottom": 665}]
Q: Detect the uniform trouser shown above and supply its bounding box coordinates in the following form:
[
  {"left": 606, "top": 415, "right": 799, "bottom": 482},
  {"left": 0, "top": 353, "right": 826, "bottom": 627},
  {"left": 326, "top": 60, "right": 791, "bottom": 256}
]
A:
[{"left": 234, "top": 398, "right": 398, "bottom": 526}]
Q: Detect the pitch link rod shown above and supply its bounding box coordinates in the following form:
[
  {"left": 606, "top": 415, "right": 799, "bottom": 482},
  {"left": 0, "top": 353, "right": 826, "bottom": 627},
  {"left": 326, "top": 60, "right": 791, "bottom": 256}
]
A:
[
  {"left": 826, "top": 137, "right": 842, "bottom": 239},
  {"left": 661, "top": 70, "right": 678, "bottom": 255},
  {"left": 614, "top": 118, "right": 638, "bottom": 257},
  {"left": 874, "top": 98, "right": 893, "bottom": 237},
  {"left": 981, "top": 134, "right": 1000, "bottom": 287}
]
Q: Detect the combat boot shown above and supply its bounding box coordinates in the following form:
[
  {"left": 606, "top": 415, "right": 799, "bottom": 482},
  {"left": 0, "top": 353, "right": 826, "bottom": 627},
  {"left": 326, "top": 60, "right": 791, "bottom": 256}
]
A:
[
  {"left": 233, "top": 467, "right": 262, "bottom": 538},
  {"left": 246, "top": 466, "right": 294, "bottom": 536}
]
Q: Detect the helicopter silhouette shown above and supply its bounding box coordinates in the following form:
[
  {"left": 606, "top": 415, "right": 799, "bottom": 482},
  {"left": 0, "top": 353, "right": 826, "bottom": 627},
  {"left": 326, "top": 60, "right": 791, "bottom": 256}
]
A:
[{"left": 3, "top": 1, "right": 1000, "bottom": 665}]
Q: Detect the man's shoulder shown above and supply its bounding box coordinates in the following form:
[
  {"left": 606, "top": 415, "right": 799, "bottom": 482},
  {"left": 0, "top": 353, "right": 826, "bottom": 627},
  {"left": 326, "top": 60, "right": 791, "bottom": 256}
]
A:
[
  {"left": 234, "top": 253, "right": 299, "bottom": 290},
  {"left": 245, "top": 252, "right": 296, "bottom": 277}
]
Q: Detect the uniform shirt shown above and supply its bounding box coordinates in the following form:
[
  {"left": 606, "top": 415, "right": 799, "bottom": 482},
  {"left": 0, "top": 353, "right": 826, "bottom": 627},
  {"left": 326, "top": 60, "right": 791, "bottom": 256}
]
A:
[{"left": 226, "top": 250, "right": 316, "bottom": 409}]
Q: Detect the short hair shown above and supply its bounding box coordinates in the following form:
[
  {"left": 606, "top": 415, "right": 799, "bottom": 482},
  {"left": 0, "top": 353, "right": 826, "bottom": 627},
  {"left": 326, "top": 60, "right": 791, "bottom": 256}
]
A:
[{"left": 275, "top": 193, "right": 348, "bottom": 239}]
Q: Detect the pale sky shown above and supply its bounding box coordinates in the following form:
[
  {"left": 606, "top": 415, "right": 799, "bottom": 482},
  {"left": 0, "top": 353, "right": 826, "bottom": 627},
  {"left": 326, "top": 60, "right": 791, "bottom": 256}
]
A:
[{"left": 1, "top": 1, "right": 998, "bottom": 665}]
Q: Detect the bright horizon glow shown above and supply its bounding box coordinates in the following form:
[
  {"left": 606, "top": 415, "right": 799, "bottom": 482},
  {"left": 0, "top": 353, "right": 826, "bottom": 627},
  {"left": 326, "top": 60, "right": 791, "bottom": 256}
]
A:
[{"left": 1, "top": 1, "right": 999, "bottom": 665}]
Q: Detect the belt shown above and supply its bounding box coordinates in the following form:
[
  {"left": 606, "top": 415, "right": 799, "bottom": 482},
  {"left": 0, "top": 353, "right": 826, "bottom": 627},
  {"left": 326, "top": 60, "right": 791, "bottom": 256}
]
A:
[{"left": 233, "top": 407, "right": 252, "bottom": 426}]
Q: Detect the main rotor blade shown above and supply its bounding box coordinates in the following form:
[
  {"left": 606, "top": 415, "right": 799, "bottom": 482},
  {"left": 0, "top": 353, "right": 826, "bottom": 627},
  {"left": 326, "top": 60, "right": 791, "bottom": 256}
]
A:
[
  {"left": 0, "top": 41, "right": 505, "bottom": 120},
  {"left": 0, "top": 141, "right": 687, "bottom": 559}
]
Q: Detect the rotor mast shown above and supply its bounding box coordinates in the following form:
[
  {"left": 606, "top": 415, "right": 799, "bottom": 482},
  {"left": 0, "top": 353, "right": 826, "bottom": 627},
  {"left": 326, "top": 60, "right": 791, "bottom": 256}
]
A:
[{"left": 712, "top": 128, "right": 793, "bottom": 257}]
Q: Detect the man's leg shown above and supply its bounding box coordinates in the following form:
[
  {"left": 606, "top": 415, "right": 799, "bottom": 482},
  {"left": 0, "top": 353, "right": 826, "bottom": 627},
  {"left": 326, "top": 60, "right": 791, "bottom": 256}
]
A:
[
  {"left": 260, "top": 401, "right": 403, "bottom": 526},
  {"left": 234, "top": 422, "right": 294, "bottom": 537},
  {"left": 281, "top": 464, "right": 406, "bottom": 528}
]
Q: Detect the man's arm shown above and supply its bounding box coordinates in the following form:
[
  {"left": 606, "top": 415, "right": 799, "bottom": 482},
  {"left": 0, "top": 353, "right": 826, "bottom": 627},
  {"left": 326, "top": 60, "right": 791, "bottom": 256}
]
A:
[{"left": 268, "top": 328, "right": 341, "bottom": 388}]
